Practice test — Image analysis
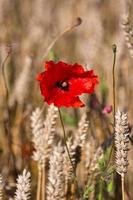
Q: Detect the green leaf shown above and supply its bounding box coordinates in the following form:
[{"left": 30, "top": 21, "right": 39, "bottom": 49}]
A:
[
  {"left": 48, "top": 49, "right": 59, "bottom": 62},
  {"left": 83, "top": 185, "right": 94, "bottom": 199},
  {"left": 98, "top": 158, "right": 106, "bottom": 171},
  {"left": 98, "top": 192, "right": 103, "bottom": 200},
  {"left": 107, "top": 181, "right": 113, "bottom": 193}
]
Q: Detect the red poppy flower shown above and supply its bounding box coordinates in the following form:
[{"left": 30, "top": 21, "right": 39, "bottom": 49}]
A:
[{"left": 37, "top": 61, "right": 99, "bottom": 107}]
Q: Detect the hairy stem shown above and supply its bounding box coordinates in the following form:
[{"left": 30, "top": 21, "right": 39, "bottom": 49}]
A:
[
  {"left": 58, "top": 108, "right": 75, "bottom": 173},
  {"left": 112, "top": 44, "right": 117, "bottom": 126},
  {"left": 105, "top": 44, "right": 117, "bottom": 171},
  {"left": 41, "top": 17, "right": 82, "bottom": 63}
]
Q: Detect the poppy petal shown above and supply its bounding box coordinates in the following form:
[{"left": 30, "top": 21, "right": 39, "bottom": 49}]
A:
[{"left": 37, "top": 61, "right": 98, "bottom": 107}]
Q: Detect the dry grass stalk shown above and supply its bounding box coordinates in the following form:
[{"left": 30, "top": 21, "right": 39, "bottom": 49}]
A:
[
  {"left": 115, "top": 110, "right": 130, "bottom": 200},
  {"left": 40, "top": 17, "right": 82, "bottom": 63},
  {"left": 9, "top": 56, "right": 32, "bottom": 106},
  {"left": 121, "top": 11, "right": 133, "bottom": 59},
  {"left": 31, "top": 104, "right": 58, "bottom": 200},
  {"left": 77, "top": 8, "right": 103, "bottom": 65},
  {"left": 14, "top": 169, "right": 31, "bottom": 200},
  {"left": 47, "top": 143, "right": 65, "bottom": 200}
]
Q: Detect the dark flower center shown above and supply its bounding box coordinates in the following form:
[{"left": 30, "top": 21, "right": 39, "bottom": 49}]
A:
[{"left": 56, "top": 81, "right": 69, "bottom": 91}]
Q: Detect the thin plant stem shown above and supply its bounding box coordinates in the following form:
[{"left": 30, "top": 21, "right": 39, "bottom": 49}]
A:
[
  {"left": 70, "top": 182, "right": 76, "bottom": 200},
  {"left": 37, "top": 164, "right": 42, "bottom": 200},
  {"left": 41, "top": 164, "right": 46, "bottom": 200},
  {"left": 58, "top": 108, "right": 83, "bottom": 200},
  {"left": 1, "top": 52, "right": 10, "bottom": 102},
  {"left": 112, "top": 44, "right": 117, "bottom": 126},
  {"left": 65, "top": 183, "right": 69, "bottom": 200},
  {"left": 121, "top": 174, "right": 125, "bottom": 200},
  {"left": 105, "top": 44, "right": 117, "bottom": 171},
  {"left": 41, "top": 17, "right": 82, "bottom": 64},
  {"left": 1, "top": 50, "right": 18, "bottom": 176},
  {"left": 58, "top": 108, "right": 75, "bottom": 173}
]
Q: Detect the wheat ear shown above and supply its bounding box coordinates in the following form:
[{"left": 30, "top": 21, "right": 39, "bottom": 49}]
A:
[
  {"left": 63, "top": 112, "right": 89, "bottom": 183},
  {"left": 63, "top": 112, "right": 89, "bottom": 199},
  {"left": 84, "top": 143, "right": 103, "bottom": 200},
  {"left": 0, "top": 175, "right": 3, "bottom": 200},
  {"left": 31, "top": 104, "right": 58, "bottom": 200},
  {"left": 14, "top": 169, "right": 31, "bottom": 200},
  {"left": 121, "top": 11, "right": 133, "bottom": 59},
  {"left": 115, "top": 110, "right": 129, "bottom": 200},
  {"left": 47, "top": 143, "right": 65, "bottom": 200},
  {"left": 74, "top": 112, "right": 89, "bottom": 148}
]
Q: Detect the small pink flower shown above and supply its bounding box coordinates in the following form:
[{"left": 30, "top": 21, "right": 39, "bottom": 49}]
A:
[{"left": 102, "top": 105, "right": 112, "bottom": 114}]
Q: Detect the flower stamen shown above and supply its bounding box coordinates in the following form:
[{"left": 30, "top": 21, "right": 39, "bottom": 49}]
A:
[{"left": 56, "top": 81, "right": 69, "bottom": 91}]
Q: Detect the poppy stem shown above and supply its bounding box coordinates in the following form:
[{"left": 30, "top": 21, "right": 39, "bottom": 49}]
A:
[
  {"left": 58, "top": 108, "right": 75, "bottom": 172},
  {"left": 58, "top": 108, "right": 83, "bottom": 199}
]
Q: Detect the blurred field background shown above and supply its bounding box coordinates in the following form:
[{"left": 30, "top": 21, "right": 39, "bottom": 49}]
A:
[{"left": 0, "top": 0, "right": 133, "bottom": 199}]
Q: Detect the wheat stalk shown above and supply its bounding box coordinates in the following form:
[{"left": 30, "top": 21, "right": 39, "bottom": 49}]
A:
[
  {"left": 121, "top": 10, "right": 133, "bottom": 59},
  {"left": 85, "top": 137, "right": 96, "bottom": 174},
  {"left": 31, "top": 104, "right": 58, "bottom": 200},
  {"left": 14, "top": 169, "right": 31, "bottom": 200},
  {"left": 84, "top": 139, "right": 103, "bottom": 200},
  {"left": 63, "top": 137, "right": 75, "bottom": 186},
  {"left": 47, "top": 143, "right": 65, "bottom": 200},
  {"left": 31, "top": 107, "right": 44, "bottom": 200},
  {"left": 31, "top": 105, "right": 58, "bottom": 165},
  {"left": 73, "top": 112, "right": 89, "bottom": 167},
  {"left": 87, "top": 147, "right": 103, "bottom": 200},
  {"left": 115, "top": 109, "right": 130, "bottom": 200},
  {"left": 75, "top": 112, "right": 89, "bottom": 148},
  {"left": 0, "top": 175, "right": 3, "bottom": 200}
]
